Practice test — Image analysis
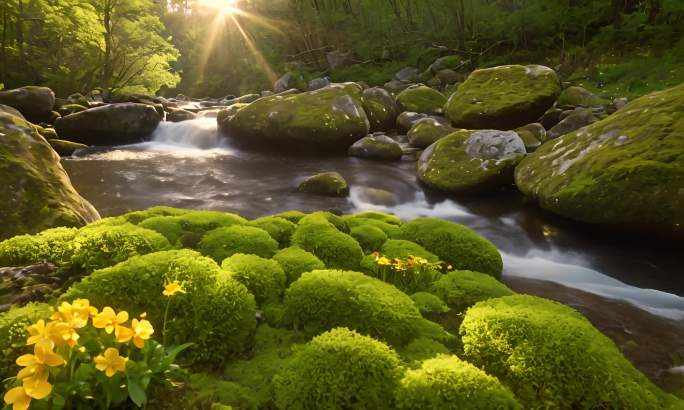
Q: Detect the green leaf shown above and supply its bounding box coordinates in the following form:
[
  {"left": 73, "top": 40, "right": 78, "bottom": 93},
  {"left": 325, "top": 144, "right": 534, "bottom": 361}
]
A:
[{"left": 127, "top": 374, "right": 147, "bottom": 408}]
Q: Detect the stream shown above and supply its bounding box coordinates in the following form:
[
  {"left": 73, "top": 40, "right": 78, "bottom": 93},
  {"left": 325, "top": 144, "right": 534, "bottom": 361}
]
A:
[{"left": 62, "top": 118, "right": 684, "bottom": 393}]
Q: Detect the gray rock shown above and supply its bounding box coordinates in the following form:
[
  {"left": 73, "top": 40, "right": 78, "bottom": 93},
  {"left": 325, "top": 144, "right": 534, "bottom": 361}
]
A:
[
  {"left": 384, "top": 79, "right": 413, "bottom": 94},
  {"left": 362, "top": 87, "right": 399, "bottom": 132},
  {"left": 547, "top": 108, "right": 598, "bottom": 139},
  {"left": 395, "top": 67, "right": 420, "bottom": 82},
  {"left": 397, "top": 111, "right": 429, "bottom": 133},
  {"left": 514, "top": 123, "right": 547, "bottom": 152},
  {"left": 309, "top": 77, "right": 331, "bottom": 91},
  {"left": 539, "top": 107, "right": 564, "bottom": 130},
  {"left": 348, "top": 134, "right": 403, "bottom": 161},
  {"left": 0, "top": 86, "right": 55, "bottom": 122},
  {"left": 166, "top": 107, "right": 197, "bottom": 122}
]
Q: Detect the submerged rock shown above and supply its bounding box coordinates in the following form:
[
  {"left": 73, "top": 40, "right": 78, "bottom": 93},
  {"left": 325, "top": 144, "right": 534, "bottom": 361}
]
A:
[
  {"left": 418, "top": 129, "right": 526, "bottom": 194},
  {"left": 446, "top": 65, "right": 561, "bottom": 130},
  {"left": 407, "top": 117, "right": 455, "bottom": 148},
  {"left": 396, "top": 85, "right": 447, "bottom": 115},
  {"left": 0, "top": 86, "right": 55, "bottom": 123},
  {"left": 298, "top": 172, "right": 349, "bottom": 197},
  {"left": 0, "top": 111, "right": 100, "bottom": 240},
  {"left": 348, "top": 134, "right": 403, "bottom": 161},
  {"left": 166, "top": 107, "right": 197, "bottom": 122},
  {"left": 515, "top": 83, "right": 684, "bottom": 236},
  {"left": 361, "top": 87, "right": 399, "bottom": 132},
  {"left": 54, "top": 103, "right": 161, "bottom": 146}
]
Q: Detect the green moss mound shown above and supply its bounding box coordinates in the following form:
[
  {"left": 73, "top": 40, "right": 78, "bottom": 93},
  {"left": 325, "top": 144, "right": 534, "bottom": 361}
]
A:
[
  {"left": 350, "top": 211, "right": 402, "bottom": 225},
  {"left": 380, "top": 239, "right": 439, "bottom": 262},
  {"left": 396, "top": 85, "right": 447, "bottom": 114},
  {"left": 398, "top": 337, "right": 451, "bottom": 365},
  {"left": 395, "top": 355, "right": 521, "bottom": 410},
  {"left": 410, "top": 292, "right": 449, "bottom": 317},
  {"left": 271, "top": 210, "right": 306, "bottom": 224},
  {"left": 0, "top": 303, "right": 53, "bottom": 381},
  {"left": 350, "top": 225, "right": 388, "bottom": 252},
  {"left": 247, "top": 216, "right": 296, "bottom": 248},
  {"left": 291, "top": 218, "right": 362, "bottom": 270},
  {"left": 222, "top": 253, "right": 287, "bottom": 305},
  {"left": 273, "top": 327, "right": 403, "bottom": 410},
  {"left": 343, "top": 215, "right": 402, "bottom": 238},
  {"left": 0, "top": 227, "right": 77, "bottom": 267},
  {"left": 121, "top": 206, "right": 191, "bottom": 224},
  {"left": 199, "top": 225, "right": 279, "bottom": 262},
  {"left": 64, "top": 249, "right": 256, "bottom": 365},
  {"left": 400, "top": 218, "right": 502, "bottom": 278},
  {"left": 138, "top": 210, "right": 247, "bottom": 247},
  {"left": 299, "top": 211, "right": 350, "bottom": 233},
  {"left": 283, "top": 269, "right": 434, "bottom": 346},
  {"left": 185, "top": 374, "right": 259, "bottom": 410},
  {"left": 460, "top": 294, "right": 677, "bottom": 408},
  {"left": 430, "top": 270, "right": 514, "bottom": 312},
  {"left": 272, "top": 247, "right": 325, "bottom": 284}
]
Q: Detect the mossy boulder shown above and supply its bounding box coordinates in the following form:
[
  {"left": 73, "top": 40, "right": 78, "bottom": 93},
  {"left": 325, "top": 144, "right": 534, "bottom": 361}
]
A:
[
  {"left": 0, "top": 86, "right": 55, "bottom": 122},
  {"left": 297, "top": 172, "right": 349, "bottom": 197},
  {"left": 362, "top": 87, "right": 399, "bottom": 132},
  {"left": 199, "top": 225, "right": 279, "bottom": 262},
  {"left": 348, "top": 134, "right": 403, "bottom": 161},
  {"left": 0, "top": 111, "right": 100, "bottom": 240},
  {"left": 409, "top": 292, "right": 450, "bottom": 318},
  {"left": 64, "top": 249, "right": 256, "bottom": 365},
  {"left": 247, "top": 216, "right": 296, "bottom": 248},
  {"left": 514, "top": 123, "right": 546, "bottom": 152},
  {"left": 396, "top": 85, "right": 447, "bottom": 115},
  {"left": 137, "top": 210, "right": 247, "bottom": 247},
  {"left": 57, "top": 103, "right": 88, "bottom": 117},
  {"left": 0, "top": 227, "right": 77, "bottom": 267},
  {"left": 221, "top": 87, "right": 369, "bottom": 152},
  {"left": 350, "top": 225, "right": 388, "bottom": 252},
  {"left": 397, "top": 111, "right": 428, "bottom": 133},
  {"left": 547, "top": 107, "right": 598, "bottom": 139},
  {"left": 272, "top": 246, "right": 325, "bottom": 284},
  {"left": 407, "top": 117, "right": 455, "bottom": 148},
  {"left": 429, "top": 270, "right": 513, "bottom": 312},
  {"left": 556, "top": 85, "right": 604, "bottom": 108},
  {"left": 222, "top": 253, "right": 287, "bottom": 305},
  {"left": 54, "top": 103, "right": 162, "bottom": 146},
  {"left": 273, "top": 328, "right": 403, "bottom": 409},
  {"left": 48, "top": 139, "right": 88, "bottom": 156},
  {"left": 417, "top": 130, "right": 526, "bottom": 194},
  {"left": 400, "top": 218, "right": 502, "bottom": 278},
  {"left": 460, "top": 294, "right": 678, "bottom": 408},
  {"left": 515, "top": 83, "right": 684, "bottom": 236},
  {"left": 34, "top": 125, "right": 58, "bottom": 140},
  {"left": 445, "top": 65, "right": 561, "bottom": 130},
  {"left": 343, "top": 215, "right": 403, "bottom": 238},
  {"left": 291, "top": 216, "right": 362, "bottom": 270},
  {"left": 395, "top": 355, "right": 521, "bottom": 410}
]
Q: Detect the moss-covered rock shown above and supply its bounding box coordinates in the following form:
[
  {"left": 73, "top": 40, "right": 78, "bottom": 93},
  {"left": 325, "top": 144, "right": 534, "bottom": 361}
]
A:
[
  {"left": 362, "top": 87, "right": 400, "bottom": 132},
  {"left": 221, "top": 87, "right": 369, "bottom": 152},
  {"left": 445, "top": 65, "right": 561, "bottom": 130},
  {"left": 343, "top": 214, "right": 403, "bottom": 238},
  {"left": 409, "top": 292, "right": 450, "bottom": 318},
  {"left": 48, "top": 139, "right": 88, "bottom": 156},
  {"left": 379, "top": 239, "right": 439, "bottom": 262},
  {"left": 397, "top": 111, "right": 428, "bottom": 133},
  {"left": 556, "top": 86, "right": 604, "bottom": 108},
  {"left": 57, "top": 103, "right": 88, "bottom": 117},
  {"left": 460, "top": 294, "right": 678, "bottom": 408},
  {"left": 119, "top": 206, "right": 192, "bottom": 224},
  {"left": 0, "top": 86, "right": 55, "bottom": 122},
  {"left": 350, "top": 225, "right": 388, "bottom": 252},
  {"left": 271, "top": 210, "right": 306, "bottom": 224},
  {"left": 64, "top": 249, "right": 256, "bottom": 365},
  {"left": 273, "top": 328, "right": 403, "bottom": 409},
  {"left": 272, "top": 246, "right": 325, "bottom": 284},
  {"left": 546, "top": 107, "right": 598, "bottom": 139},
  {"left": 515, "top": 83, "right": 684, "bottom": 236},
  {"left": 0, "top": 227, "right": 77, "bottom": 267},
  {"left": 350, "top": 211, "right": 402, "bottom": 225},
  {"left": 0, "top": 112, "right": 100, "bottom": 240},
  {"left": 299, "top": 211, "right": 350, "bottom": 233},
  {"left": 247, "top": 216, "right": 296, "bottom": 248},
  {"left": 400, "top": 218, "right": 502, "bottom": 278},
  {"left": 395, "top": 355, "right": 521, "bottom": 410},
  {"left": 291, "top": 217, "right": 362, "bottom": 270},
  {"left": 199, "top": 225, "right": 279, "bottom": 262},
  {"left": 0, "top": 303, "right": 54, "bottom": 381},
  {"left": 396, "top": 85, "right": 447, "bottom": 115},
  {"left": 417, "top": 130, "right": 526, "bottom": 194},
  {"left": 222, "top": 253, "right": 287, "bottom": 305},
  {"left": 348, "top": 134, "right": 403, "bottom": 161},
  {"left": 429, "top": 270, "right": 513, "bottom": 312},
  {"left": 34, "top": 125, "right": 58, "bottom": 140},
  {"left": 297, "top": 172, "right": 349, "bottom": 197},
  {"left": 138, "top": 210, "right": 247, "bottom": 247},
  {"left": 407, "top": 117, "right": 455, "bottom": 148}
]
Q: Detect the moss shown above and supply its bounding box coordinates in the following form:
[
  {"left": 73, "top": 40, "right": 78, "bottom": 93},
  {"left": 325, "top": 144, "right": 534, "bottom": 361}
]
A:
[
  {"left": 410, "top": 292, "right": 450, "bottom": 317},
  {"left": 362, "top": 87, "right": 399, "bottom": 132},
  {"left": 515, "top": 83, "right": 684, "bottom": 236},
  {"left": 64, "top": 250, "right": 256, "bottom": 365},
  {"left": 380, "top": 239, "right": 440, "bottom": 262},
  {"left": 400, "top": 218, "right": 503, "bottom": 279},
  {"left": 343, "top": 215, "right": 402, "bottom": 238},
  {"left": 395, "top": 355, "right": 521, "bottom": 410},
  {"left": 199, "top": 225, "right": 279, "bottom": 262},
  {"left": 556, "top": 86, "right": 604, "bottom": 107},
  {"left": 138, "top": 210, "right": 246, "bottom": 248},
  {"left": 272, "top": 246, "right": 325, "bottom": 284},
  {"left": 396, "top": 85, "right": 447, "bottom": 114},
  {"left": 297, "top": 172, "right": 349, "bottom": 197},
  {"left": 0, "top": 303, "right": 54, "bottom": 381},
  {"left": 445, "top": 65, "right": 561, "bottom": 130},
  {"left": 271, "top": 210, "right": 306, "bottom": 223},
  {"left": 273, "top": 328, "right": 403, "bottom": 409},
  {"left": 407, "top": 117, "right": 454, "bottom": 148},
  {"left": 350, "top": 225, "right": 388, "bottom": 252},
  {"left": 397, "top": 337, "right": 451, "bottom": 366},
  {"left": 222, "top": 253, "right": 287, "bottom": 305},
  {"left": 429, "top": 270, "right": 514, "bottom": 313},
  {"left": 460, "top": 294, "right": 678, "bottom": 408},
  {"left": 0, "top": 227, "right": 77, "bottom": 267},
  {"left": 291, "top": 218, "right": 362, "bottom": 270},
  {"left": 247, "top": 216, "right": 296, "bottom": 248},
  {"left": 349, "top": 211, "right": 402, "bottom": 225},
  {"left": 185, "top": 374, "right": 259, "bottom": 410},
  {"left": 299, "top": 211, "right": 350, "bottom": 233},
  {"left": 48, "top": 139, "right": 88, "bottom": 156},
  {"left": 348, "top": 134, "right": 404, "bottom": 161},
  {"left": 120, "top": 206, "right": 191, "bottom": 224}
]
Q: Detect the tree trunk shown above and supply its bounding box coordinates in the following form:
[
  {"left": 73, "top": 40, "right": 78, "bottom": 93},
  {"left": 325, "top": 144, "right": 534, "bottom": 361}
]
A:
[
  {"left": 102, "top": 0, "right": 114, "bottom": 87},
  {"left": 0, "top": 2, "right": 6, "bottom": 83}
]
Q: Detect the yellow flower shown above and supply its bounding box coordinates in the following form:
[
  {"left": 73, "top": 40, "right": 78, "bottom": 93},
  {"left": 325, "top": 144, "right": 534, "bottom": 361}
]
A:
[
  {"left": 94, "top": 348, "right": 128, "bottom": 377},
  {"left": 131, "top": 319, "right": 154, "bottom": 348},
  {"left": 447, "top": 265, "right": 453, "bottom": 270},
  {"left": 376, "top": 256, "right": 392, "bottom": 266},
  {"left": 4, "top": 386, "right": 32, "bottom": 410},
  {"left": 20, "top": 371, "right": 52, "bottom": 400},
  {"left": 26, "top": 320, "right": 71, "bottom": 348},
  {"left": 93, "top": 307, "right": 129, "bottom": 334},
  {"left": 114, "top": 326, "right": 134, "bottom": 344},
  {"left": 50, "top": 299, "right": 95, "bottom": 329},
  {"left": 16, "top": 341, "right": 65, "bottom": 381},
  {"left": 163, "top": 280, "right": 186, "bottom": 297}
]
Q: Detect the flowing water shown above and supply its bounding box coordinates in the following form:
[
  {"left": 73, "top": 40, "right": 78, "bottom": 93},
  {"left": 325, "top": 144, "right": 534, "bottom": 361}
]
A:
[{"left": 62, "top": 118, "right": 684, "bottom": 391}]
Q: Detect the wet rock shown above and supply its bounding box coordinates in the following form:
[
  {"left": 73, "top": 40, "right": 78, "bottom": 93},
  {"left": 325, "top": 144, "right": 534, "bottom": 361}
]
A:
[
  {"left": 556, "top": 86, "right": 604, "bottom": 108},
  {"left": 547, "top": 108, "right": 598, "bottom": 139},
  {"left": 298, "top": 172, "right": 349, "bottom": 197},
  {"left": 66, "top": 93, "right": 90, "bottom": 107},
  {"left": 383, "top": 79, "right": 413, "bottom": 94},
  {"left": 418, "top": 129, "right": 526, "bottom": 194},
  {"left": 395, "top": 67, "right": 420, "bottom": 83},
  {"left": 0, "top": 263, "right": 61, "bottom": 310},
  {"left": 309, "top": 77, "right": 331, "bottom": 91},
  {"left": 0, "top": 104, "right": 25, "bottom": 119},
  {"left": 446, "top": 65, "right": 561, "bottom": 130},
  {"left": 166, "top": 107, "right": 197, "bottom": 122},
  {"left": 407, "top": 117, "right": 455, "bottom": 148},
  {"left": 515, "top": 123, "right": 547, "bottom": 152},
  {"left": 515, "top": 83, "right": 684, "bottom": 236},
  {"left": 397, "top": 111, "right": 428, "bottom": 133},
  {"left": 356, "top": 187, "right": 399, "bottom": 206},
  {"left": 361, "top": 87, "right": 399, "bottom": 132},
  {"left": 348, "top": 134, "right": 403, "bottom": 161},
  {"left": 540, "top": 107, "right": 564, "bottom": 130},
  {"left": 57, "top": 104, "right": 88, "bottom": 117},
  {"left": 55, "top": 103, "right": 162, "bottom": 146},
  {"left": 436, "top": 69, "right": 462, "bottom": 85},
  {"left": 396, "top": 85, "right": 447, "bottom": 115},
  {"left": 48, "top": 139, "right": 89, "bottom": 156},
  {"left": 0, "top": 86, "right": 55, "bottom": 123}
]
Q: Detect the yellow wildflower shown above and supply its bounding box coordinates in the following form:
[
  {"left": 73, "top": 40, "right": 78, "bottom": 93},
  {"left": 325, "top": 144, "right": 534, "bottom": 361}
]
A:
[
  {"left": 26, "top": 320, "right": 70, "bottom": 348},
  {"left": 94, "top": 348, "right": 128, "bottom": 377},
  {"left": 20, "top": 371, "right": 52, "bottom": 400},
  {"left": 4, "top": 386, "right": 32, "bottom": 410},
  {"left": 376, "top": 256, "right": 392, "bottom": 266},
  {"left": 93, "top": 307, "right": 129, "bottom": 334},
  {"left": 50, "top": 299, "right": 95, "bottom": 329},
  {"left": 163, "top": 280, "right": 186, "bottom": 297},
  {"left": 114, "top": 326, "right": 134, "bottom": 344},
  {"left": 16, "top": 341, "right": 65, "bottom": 381},
  {"left": 131, "top": 318, "right": 154, "bottom": 348}
]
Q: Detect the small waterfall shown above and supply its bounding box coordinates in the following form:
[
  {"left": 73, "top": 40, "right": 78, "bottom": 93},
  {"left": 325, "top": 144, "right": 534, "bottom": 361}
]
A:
[{"left": 150, "top": 118, "right": 227, "bottom": 149}]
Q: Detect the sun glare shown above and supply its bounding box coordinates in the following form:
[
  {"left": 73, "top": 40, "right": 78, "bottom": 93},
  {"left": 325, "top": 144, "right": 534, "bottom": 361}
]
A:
[{"left": 199, "top": 0, "right": 240, "bottom": 15}]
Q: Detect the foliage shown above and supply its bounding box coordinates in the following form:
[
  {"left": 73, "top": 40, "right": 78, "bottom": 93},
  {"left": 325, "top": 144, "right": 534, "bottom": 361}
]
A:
[
  {"left": 273, "top": 327, "right": 403, "bottom": 410},
  {"left": 198, "top": 225, "right": 278, "bottom": 263},
  {"left": 429, "top": 270, "right": 514, "bottom": 313},
  {"left": 272, "top": 247, "right": 325, "bottom": 285},
  {"left": 397, "top": 337, "right": 451, "bottom": 366},
  {"left": 0, "top": 303, "right": 54, "bottom": 382},
  {"left": 364, "top": 252, "right": 445, "bottom": 295},
  {"left": 221, "top": 253, "right": 287, "bottom": 305}
]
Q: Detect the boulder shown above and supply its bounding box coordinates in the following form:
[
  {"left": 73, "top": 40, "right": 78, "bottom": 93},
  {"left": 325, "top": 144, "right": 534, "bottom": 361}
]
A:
[
  {"left": 556, "top": 86, "right": 603, "bottom": 108},
  {"left": 397, "top": 111, "right": 428, "bottom": 133},
  {"left": 514, "top": 123, "right": 547, "bottom": 152},
  {"left": 547, "top": 107, "right": 598, "bottom": 139},
  {"left": 0, "top": 111, "right": 100, "bottom": 240},
  {"left": 308, "top": 77, "right": 331, "bottom": 91},
  {"left": 0, "top": 86, "right": 55, "bottom": 123},
  {"left": 418, "top": 129, "right": 526, "bottom": 194},
  {"left": 395, "top": 67, "right": 420, "bottom": 83},
  {"left": 298, "top": 172, "right": 349, "bottom": 197},
  {"left": 436, "top": 69, "right": 461, "bottom": 85},
  {"left": 396, "top": 85, "right": 447, "bottom": 114},
  {"left": 515, "top": 83, "right": 684, "bottom": 236},
  {"left": 361, "top": 87, "right": 399, "bottom": 132},
  {"left": 348, "top": 134, "right": 403, "bottom": 161},
  {"left": 48, "top": 139, "right": 88, "bottom": 156},
  {"left": 274, "top": 72, "right": 306, "bottom": 92},
  {"left": 0, "top": 104, "right": 25, "bottom": 119},
  {"left": 66, "top": 93, "right": 90, "bottom": 107},
  {"left": 166, "top": 107, "right": 197, "bottom": 122},
  {"left": 384, "top": 79, "right": 413, "bottom": 94},
  {"left": 221, "top": 87, "right": 369, "bottom": 152},
  {"left": 539, "top": 107, "right": 564, "bottom": 130},
  {"left": 407, "top": 117, "right": 455, "bottom": 148},
  {"left": 445, "top": 65, "right": 561, "bottom": 130},
  {"left": 54, "top": 103, "right": 162, "bottom": 146},
  {"left": 428, "top": 55, "right": 463, "bottom": 73},
  {"left": 56, "top": 104, "right": 87, "bottom": 117}
]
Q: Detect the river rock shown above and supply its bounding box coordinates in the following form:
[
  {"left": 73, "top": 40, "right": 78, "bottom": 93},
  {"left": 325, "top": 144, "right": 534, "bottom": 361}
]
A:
[
  {"left": 547, "top": 108, "right": 598, "bottom": 139},
  {"left": 221, "top": 87, "right": 369, "bottom": 152},
  {"left": 396, "top": 85, "right": 447, "bottom": 114},
  {"left": 397, "top": 112, "right": 428, "bottom": 133},
  {"left": 395, "top": 67, "right": 420, "bottom": 83},
  {"left": 0, "top": 104, "right": 25, "bottom": 119},
  {"left": 361, "top": 87, "right": 399, "bottom": 132},
  {"left": 274, "top": 72, "right": 306, "bottom": 92},
  {"left": 436, "top": 69, "right": 461, "bottom": 85},
  {"left": 348, "top": 134, "right": 403, "bottom": 161},
  {"left": 384, "top": 79, "right": 413, "bottom": 94},
  {"left": 445, "top": 65, "right": 561, "bottom": 130},
  {"left": 556, "top": 86, "right": 603, "bottom": 108},
  {"left": 407, "top": 117, "right": 455, "bottom": 148},
  {"left": 308, "top": 77, "right": 331, "bottom": 91},
  {"left": 418, "top": 129, "right": 526, "bottom": 194},
  {"left": 429, "top": 55, "right": 463, "bottom": 73},
  {"left": 48, "top": 139, "right": 88, "bottom": 156},
  {"left": 515, "top": 123, "right": 547, "bottom": 152},
  {"left": 298, "top": 172, "right": 349, "bottom": 197},
  {"left": 515, "top": 83, "right": 684, "bottom": 236},
  {"left": 54, "top": 103, "right": 162, "bottom": 146},
  {"left": 0, "top": 86, "right": 55, "bottom": 123},
  {"left": 0, "top": 111, "right": 100, "bottom": 240},
  {"left": 539, "top": 107, "right": 564, "bottom": 130},
  {"left": 166, "top": 107, "right": 197, "bottom": 122},
  {"left": 57, "top": 104, "right": 88, "bottom": 117}
]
